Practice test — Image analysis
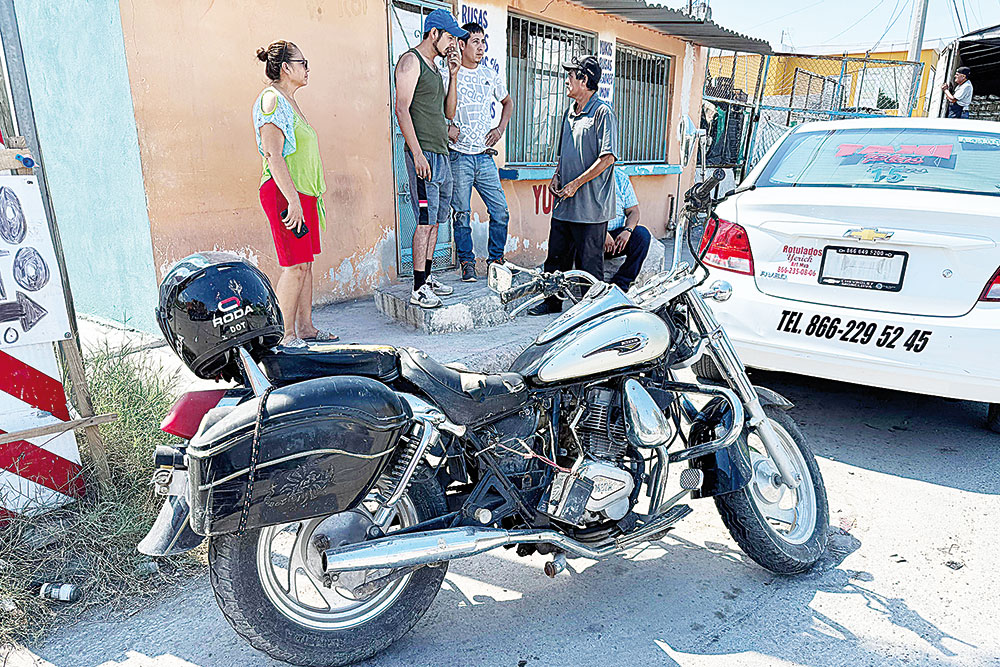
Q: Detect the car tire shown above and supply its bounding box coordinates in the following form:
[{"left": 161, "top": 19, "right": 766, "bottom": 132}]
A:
[
  {"left": 987, "top": 404, "right": 1000, "bottom": 434},
  {"left": 691, "top": 354, "right": 724, "bottom": 383}
]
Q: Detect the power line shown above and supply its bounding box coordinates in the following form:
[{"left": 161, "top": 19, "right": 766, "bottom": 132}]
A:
[
  {"left": 823, "top": 0, "right": 888, "bottom": 44},
  {"left": 950, "top": 0, "right": 966, "bottom": 34},
  {"left": 871, "top": 0, "right": 912, "bottom": 53},
  {"left": 749, "top": 0, "right": 825, "bottom": 29}
]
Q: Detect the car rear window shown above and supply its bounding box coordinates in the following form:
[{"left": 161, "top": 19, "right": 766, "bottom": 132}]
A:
[{"left": 755, "top": 126, "right": 1000, "bottom": 197}]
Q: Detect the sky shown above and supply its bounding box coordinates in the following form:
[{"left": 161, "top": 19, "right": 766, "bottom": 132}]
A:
[{"left": 657, "top": 0, "right": 1000, "bottom": 53}]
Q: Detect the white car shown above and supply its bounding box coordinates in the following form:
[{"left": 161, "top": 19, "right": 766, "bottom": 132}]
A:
[{"left": 699, "top": 117, "right": 1000, "bottom": 432}]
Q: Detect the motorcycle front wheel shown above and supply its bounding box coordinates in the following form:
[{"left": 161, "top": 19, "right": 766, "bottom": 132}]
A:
[
  {"left": 208, "top": 467, "right": 448, "bottom": 667},
  {"left": 715, "top": 406, "right": 829, "bottom": 574}
]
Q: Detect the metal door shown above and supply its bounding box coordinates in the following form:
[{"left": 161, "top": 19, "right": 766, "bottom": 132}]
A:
[{"left": 388, "top": 0, "right": 454, "bottom": 276}]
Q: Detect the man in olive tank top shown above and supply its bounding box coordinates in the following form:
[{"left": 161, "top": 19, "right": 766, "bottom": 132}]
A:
[{"left": 394, "top": 9, "right": 467, "bottom": 308}]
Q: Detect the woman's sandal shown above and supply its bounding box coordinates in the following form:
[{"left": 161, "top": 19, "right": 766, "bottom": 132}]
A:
[
  {"left": 302, "top": 329, "right": 339, "bottom": 343},
  {"left": 279, "top": 336, "right": 307, "bottom": 349}
]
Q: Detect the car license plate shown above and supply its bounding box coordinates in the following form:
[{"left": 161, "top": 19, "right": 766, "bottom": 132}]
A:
[{"left": 818, "top": 246, "right": 908, "bottom": 292}]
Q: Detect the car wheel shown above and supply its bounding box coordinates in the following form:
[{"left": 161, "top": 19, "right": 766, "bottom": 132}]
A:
[{"left": 987, "top": 404, "right": 1000, "bottom": 434}]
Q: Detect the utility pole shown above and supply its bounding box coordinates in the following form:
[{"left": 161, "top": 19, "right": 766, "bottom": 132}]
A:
[{"left": 907, "top": 0, "right": 930, "bottom": 61}]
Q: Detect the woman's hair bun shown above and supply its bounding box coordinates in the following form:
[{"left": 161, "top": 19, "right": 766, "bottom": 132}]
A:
[{"left": 256, "top": 47, "right": 269, "bottom": 62}]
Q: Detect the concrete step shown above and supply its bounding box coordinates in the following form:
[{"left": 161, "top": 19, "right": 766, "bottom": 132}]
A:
[
  {"left": 373, "top": 271, "right": 514, "bottom": 334},
  {"left": 374, "top": 238, "right": 667, "bottom": 335}
]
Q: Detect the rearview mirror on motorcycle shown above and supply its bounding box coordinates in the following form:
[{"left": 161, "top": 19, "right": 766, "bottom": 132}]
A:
[{"left": 488, "top": 261, "right": 513, "bottom": 294}]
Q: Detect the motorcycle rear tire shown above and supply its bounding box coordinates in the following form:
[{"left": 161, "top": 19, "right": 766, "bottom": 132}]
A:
[
  {"left": 715, "top": 406, "right": 829, "bottom": 574},
  {"left": 208, "top": 467, "right": 448, "bottom": 667}
]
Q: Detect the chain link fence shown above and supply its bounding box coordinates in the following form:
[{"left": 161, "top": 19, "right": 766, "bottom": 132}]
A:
[{"left": 705, "top": 51, "right": 924, "bottom": 172}]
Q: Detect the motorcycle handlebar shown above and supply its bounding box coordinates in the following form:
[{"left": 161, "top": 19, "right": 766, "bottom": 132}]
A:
[
  {"left": 689, "top": 168, "right": 726, "bottom": 203},
  {"left": 500, "top": 269, "right": 598, "bottom": 306},
  {"left": 500, "top": 280, "right": 543, "bottom": 304}
]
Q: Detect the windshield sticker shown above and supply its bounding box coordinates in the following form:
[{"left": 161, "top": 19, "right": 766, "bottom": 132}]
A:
[
  {"left": 835, "top": 143, "right": 955, "bottom": 168},
  {"left": 867, "top": 165, "right": 928, "bottom": 183},
  {"left": 958, "top": 136, "right": 1000, "bottom": 150}
]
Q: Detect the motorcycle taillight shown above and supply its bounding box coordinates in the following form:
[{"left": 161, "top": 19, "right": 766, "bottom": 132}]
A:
[{"left": 160, "top": 389, "right": 228, "bottom": 439}]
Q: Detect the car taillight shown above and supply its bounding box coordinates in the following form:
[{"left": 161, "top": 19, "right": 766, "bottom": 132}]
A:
[
  {"left": 698, "top": 218, "right": 754, "bottom": 275},
  {"left": 980, "top": 267, "right": 1000, "bottom": 302},
  {"left": 160, "top": 389, "right": 228, "bottom": 439}
]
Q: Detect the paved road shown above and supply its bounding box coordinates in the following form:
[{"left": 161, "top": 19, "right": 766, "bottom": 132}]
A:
[{"left": 11, "top": 369, "right": 1000, "bottom": 667}]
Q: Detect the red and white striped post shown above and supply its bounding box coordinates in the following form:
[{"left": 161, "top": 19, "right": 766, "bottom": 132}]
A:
[{"left": 0, "top": 343, "right": 84, "bottom": 521}]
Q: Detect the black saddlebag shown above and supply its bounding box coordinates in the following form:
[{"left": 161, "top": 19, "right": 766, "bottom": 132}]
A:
[
  {"left": 258, "top": 344, "right": 399, "bottom": 386},
  {"left": 186, "top": 375, "right": 411, "bottom": 536}
]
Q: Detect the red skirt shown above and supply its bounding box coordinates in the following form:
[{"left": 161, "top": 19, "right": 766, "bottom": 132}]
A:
[{"left": 259, "top": 178, "right": 321, "bottom": 267}]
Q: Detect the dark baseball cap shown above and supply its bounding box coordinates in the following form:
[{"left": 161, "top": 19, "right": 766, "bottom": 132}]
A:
[
  {"left": 424, "top": 9, "right": 469, "bottom": 38},
  {"left": 957, "top": 66, "right": 971, "bottom": 77},
  {"left": 563, "top": 55, "right": 601, "bottom": 83}
]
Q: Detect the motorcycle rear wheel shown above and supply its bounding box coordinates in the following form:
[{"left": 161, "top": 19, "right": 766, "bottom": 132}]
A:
[
  {"left": 209, "top": 467, "right": 447, "bottom": 667},
  {"left": 715, "top": 406, "right": 829, "bottom": 574}
]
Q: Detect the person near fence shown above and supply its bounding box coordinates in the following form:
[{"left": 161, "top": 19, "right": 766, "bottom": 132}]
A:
[
  {"left": 529, "top": 55, "right": 618, "bottom": 316},
  {"left": 394, "top": 9, "right": 466, "bottom": 309},
  {"left": 443, "top": 22, "right": 513, "bottom": 283},
  {"left": 253, "top": 40, "right": 337, "bottom": 347},
  {"left": 604, "top": 169, "right": 651, "bottom": 291},
  {"left": 942, "top": 67, "right": 973, "bottom": 119}
]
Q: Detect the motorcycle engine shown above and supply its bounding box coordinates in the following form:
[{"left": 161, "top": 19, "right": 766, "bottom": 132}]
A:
[{"left": 543, "top": 386, "right": 636, "bottom": 526}]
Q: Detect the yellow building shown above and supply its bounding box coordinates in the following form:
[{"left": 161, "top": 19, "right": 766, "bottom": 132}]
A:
[{"left": 707, "top": 47, "right": 939, "bottom": 117}]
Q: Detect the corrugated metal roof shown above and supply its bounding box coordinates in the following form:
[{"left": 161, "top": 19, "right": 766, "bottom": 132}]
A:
[{"left": 568, "top": 0, "right": 772, "bottom": 54}]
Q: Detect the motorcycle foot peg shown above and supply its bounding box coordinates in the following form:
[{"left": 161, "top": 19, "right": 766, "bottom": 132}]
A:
[
  {"left": 544, "top": 552, "right": 568, "bottom": 578},
  {"left": 679, "top": 468, "right": 704, "bottom": 491}
]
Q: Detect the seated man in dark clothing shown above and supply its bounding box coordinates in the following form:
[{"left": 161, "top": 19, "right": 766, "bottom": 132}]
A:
[{"left": 604, "top": 168, "right": 651, "bottom": 291}]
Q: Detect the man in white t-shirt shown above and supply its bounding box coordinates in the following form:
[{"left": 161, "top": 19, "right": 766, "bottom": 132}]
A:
[
  {"left": 440, "top": 22, "right": 513, "bottom": 282},
  {"left": 942, "top": 67, "right": 973, "bottom": 119}
]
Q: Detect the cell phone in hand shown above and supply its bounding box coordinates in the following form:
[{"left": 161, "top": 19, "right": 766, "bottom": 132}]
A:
[{"left": 281, "top": 209, "right": 309, "bottom": 238}]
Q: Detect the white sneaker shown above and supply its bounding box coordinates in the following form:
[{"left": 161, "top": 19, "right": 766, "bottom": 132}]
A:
[
  {"left": 425, "top": 275, "right": 454, "bottom": 296},
  {"left": 410, "top": 283, "right": 442, "bottom": 308}
]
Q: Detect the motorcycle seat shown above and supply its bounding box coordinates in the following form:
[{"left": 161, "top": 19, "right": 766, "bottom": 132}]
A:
[
  {"left": 258, "top": 344, "right": 400, "bottom": 386},
  {"left": 397, "top": 347, "right": 527, "bottom": 426}
]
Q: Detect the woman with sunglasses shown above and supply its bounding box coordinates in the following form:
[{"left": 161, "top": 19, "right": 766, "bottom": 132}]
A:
[{"left": 253, "top": 40, "right": 336, "bottom": 347}]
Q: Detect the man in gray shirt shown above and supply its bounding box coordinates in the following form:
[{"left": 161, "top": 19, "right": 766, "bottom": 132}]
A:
[
  {"left": 529, "top": 55, "right": 618, "bottom": 316},
  {"left": 943, "top": 66, "right": 973, "bottom": 118}
]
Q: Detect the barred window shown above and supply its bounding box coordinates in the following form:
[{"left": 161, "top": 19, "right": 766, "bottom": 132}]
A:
[
  {"left": 506, "top": 14, "right": 595, "bottom": 164},
  {"left": 614, "top": 44, "right": 671, "bottom": 163}
]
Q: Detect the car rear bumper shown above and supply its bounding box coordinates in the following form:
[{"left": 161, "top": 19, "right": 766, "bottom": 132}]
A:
[{"left": 706, "top": 271, "right": 1000, "bottom": 403}]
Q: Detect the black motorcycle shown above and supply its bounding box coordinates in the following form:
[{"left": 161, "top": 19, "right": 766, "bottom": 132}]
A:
[{"left": 140, "top": 170, "right": 828, "bottom": 666}]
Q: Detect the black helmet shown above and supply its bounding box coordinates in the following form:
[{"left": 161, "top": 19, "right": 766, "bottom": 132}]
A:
[{"left": 156, "top": 252, "right": 282, "bottom": 381}]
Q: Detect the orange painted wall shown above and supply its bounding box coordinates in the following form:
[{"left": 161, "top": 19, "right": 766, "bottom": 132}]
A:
[
  {"left": 119, "top": 0, "right": 704, "bottom": 300},
  {"left": 118, "top": 0, "right": 398, "bottom": 303}
]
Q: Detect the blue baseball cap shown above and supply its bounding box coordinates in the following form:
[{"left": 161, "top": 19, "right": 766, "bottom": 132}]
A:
[{"left": 424, "top": 9, "right": 468, "bottom": 38}]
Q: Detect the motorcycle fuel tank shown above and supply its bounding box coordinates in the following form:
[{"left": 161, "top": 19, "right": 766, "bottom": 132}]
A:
[{"left": 512, "top": 308, "right": 671, "bottom": 384}]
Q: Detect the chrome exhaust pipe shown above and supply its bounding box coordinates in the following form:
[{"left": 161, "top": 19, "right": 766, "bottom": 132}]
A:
[{"left": 322, "top": 505, "right": 693, "bottom": 572}]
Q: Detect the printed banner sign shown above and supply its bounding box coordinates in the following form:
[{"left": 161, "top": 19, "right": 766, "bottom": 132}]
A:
[{"left": 0, "top": 175, "right": 71, "bottom": 350}]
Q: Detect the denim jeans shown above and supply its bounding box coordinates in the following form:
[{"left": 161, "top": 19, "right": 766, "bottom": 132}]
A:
[
  {"left": 449, "top": 151, "right": 509, "bottom": 263},
  {"left": 606, "top": 225, "right": 651, "bottom": 290},
  {"left": 404, "top": 150, "right": 452, "bottom": 226}
]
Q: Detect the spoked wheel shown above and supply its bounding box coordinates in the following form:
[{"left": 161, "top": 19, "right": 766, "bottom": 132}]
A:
[
  {"left": 715, "top": 406, "right": 829, "bottom": 574},
  {"left": 209, "top": 468, "right": 447, "bottom": 667}
]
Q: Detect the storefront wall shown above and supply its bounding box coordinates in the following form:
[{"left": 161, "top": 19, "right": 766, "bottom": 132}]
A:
[
  {"left": 119, "top": 0, "right": 703, "bottom": 307},
  {"left": 118, "top": 0, "right": 399, "bottom": 304},
  {"left": 459, "top": 0, "right": 705, "bottom": 269}
]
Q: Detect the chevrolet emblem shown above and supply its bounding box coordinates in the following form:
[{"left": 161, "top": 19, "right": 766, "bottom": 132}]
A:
[{"left": 844, "top": 228, "right": 894, "bottom": 242}]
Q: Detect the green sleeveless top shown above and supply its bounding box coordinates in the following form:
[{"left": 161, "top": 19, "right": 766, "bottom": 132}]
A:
[
  {"left": 254, "top": 87, "right": 327, "bottom": 229},
  {"left": 405, "top": 48, "right": 449, "bottom": 155}
]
